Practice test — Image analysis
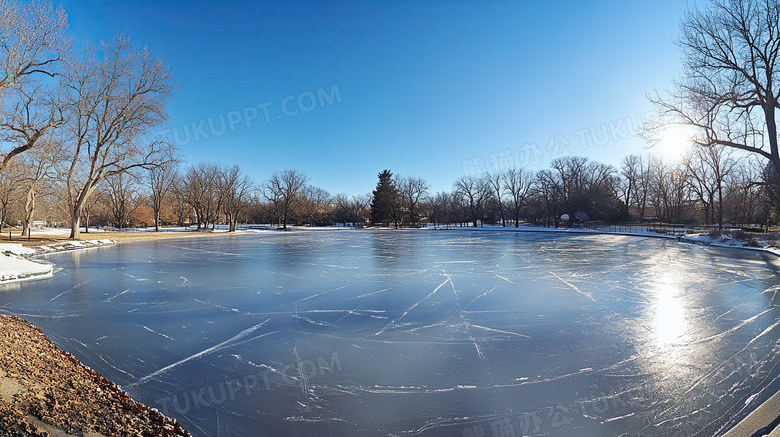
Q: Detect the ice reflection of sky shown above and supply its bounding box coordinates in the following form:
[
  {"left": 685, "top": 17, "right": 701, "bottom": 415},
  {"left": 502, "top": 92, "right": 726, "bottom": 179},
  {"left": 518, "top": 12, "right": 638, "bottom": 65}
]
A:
[{"left": 2, "top": 231, "right": 780, "bottom": 436}]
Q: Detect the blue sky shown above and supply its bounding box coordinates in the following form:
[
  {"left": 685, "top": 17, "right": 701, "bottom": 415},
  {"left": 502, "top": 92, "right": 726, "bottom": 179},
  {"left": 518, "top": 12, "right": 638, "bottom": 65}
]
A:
[{"left": 58, "top": 0, "right": 690, "bottom": 196}]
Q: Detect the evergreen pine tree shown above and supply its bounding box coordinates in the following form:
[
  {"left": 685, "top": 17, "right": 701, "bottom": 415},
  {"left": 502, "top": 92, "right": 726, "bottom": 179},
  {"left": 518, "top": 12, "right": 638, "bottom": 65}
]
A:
[{"left": 370, "top": 170, "right": 399, "bottom": 227}]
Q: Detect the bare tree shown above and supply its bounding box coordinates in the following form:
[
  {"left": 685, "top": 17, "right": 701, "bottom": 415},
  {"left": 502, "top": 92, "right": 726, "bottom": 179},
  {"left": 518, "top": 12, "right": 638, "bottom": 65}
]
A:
[
  {"left": 0, "top": 82, "right": 62, "bottom": 170},
  {"left": 650, "top": 158, "right": 692, "bottom": 223},
  {"left": 618, "top": 155, "right": 641, "bottom": 218},
  {"left": 147, "top": 161, "right": 178, "bottom": 231},
  {"left": 262, "top": 169, "right": 307, "bottom": 229},
  {"left": 703, "top": 145, "right": 738, "bottom": 229},
  {"left": 332, "top": 193, "right": 370, "bottom": 226},
  {"left": 0, "top": 1, "right": 68, "bottom": 92},
  {"left": 168, "top": 174, "right": 192, "bottom": 227},
  {"left": 648, "top": 0, "right": 780, "bottom": 198},
  {"left": 395, "top": 175, "right": 429, "bottom": 227},
  {"left": 105, "top": 171, "right": 144, "bottom": 230},
  {"left": 299, "top": 185, "right": 332, "bottom": 226},
  {"left": 453, "top": 175, "right": 491, "bottom": 227},
  {"left": 0, "top": 1, "right": 68, "bottom": 168},
  {"left": 19, "top": 136, "right": 60, "bottom": 234},
  {"left": 682, "top": 147, "right": 717, "bottom": 224},
  {"left": 60, "top": 37, "right": 176, "bottom": 239},
  {"left": 483, "top": 171, "right": 506, "bottom": 227},
  {"left": 724, "top": 158, "right": 766, "bottom": 225},
  {"left": 79, "top": 186, "right": 106, "bottom": 233},
  {"left": 221, "top": 164, "right": 253, "bottom": 232},
  {"left": 551, "top": 156, "right": 588, "bottom": 226},
  {"left": 0, "top": 159, "right": 23, "bottom": 227},
  {"left": 535, "top": 170, "right": 560, "bottom": 227},
  {"left": 426, "top": 191, "right": 454, "bottom": 228},
  {"left": 681, "top": 145, "right": 738, "bottom": 228},
  {"left": 540, "top": 157, "right": 618, "bottom": 227},
  {"left": 633, "top": 154, "right": 654, "bottom": 221},
  {"left": 179, "top": 162, "right": 223, "bottom": 230},
  {"left": 351, "top": 194, "right": 371, "bottom": 225},
  {"left": 502, "top": 167, "right": 532, "bottom": 227}
]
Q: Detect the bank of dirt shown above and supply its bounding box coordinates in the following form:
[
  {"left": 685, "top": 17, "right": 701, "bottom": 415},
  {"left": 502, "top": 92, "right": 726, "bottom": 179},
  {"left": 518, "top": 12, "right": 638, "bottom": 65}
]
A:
[{"left": 0, "top": 315, "right": 189, "bottom": 436}]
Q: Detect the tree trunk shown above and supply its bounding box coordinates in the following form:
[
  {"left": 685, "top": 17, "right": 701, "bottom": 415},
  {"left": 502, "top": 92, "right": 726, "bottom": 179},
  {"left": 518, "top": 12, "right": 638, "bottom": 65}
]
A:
[
  {"left": 717, "top": 180, "right": 724, "bottom": 230},
  {"left": 70, "top": 187, "right": 95, "bottom": 240},
  {"left": 70, "top": 209, "right": 82, "bottom": 239},
  {"left": 764, "top": 102, "right": 780, "bottom": 213},
  {"left": 22, "top": 190, "right": 34, "bottom": 236},
  {"left": 766, "top": 100, "right": 779, "bottom": 170}
]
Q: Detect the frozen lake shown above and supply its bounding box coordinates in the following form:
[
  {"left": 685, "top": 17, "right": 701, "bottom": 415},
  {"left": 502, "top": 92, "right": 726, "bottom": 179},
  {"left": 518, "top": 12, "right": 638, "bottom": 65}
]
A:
[{"left": 2, "top": 230, "right": 780, "bottom": 436}]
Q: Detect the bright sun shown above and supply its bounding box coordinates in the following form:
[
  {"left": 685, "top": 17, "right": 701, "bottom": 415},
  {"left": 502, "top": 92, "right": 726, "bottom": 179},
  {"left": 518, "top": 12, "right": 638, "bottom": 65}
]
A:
[{"left": 653, "top": 125, "right": 693, "bottom": 160}]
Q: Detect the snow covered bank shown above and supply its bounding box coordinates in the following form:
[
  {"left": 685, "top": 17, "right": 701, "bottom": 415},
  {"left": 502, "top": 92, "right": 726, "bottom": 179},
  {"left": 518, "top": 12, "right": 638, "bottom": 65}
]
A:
[
  {"left": 0, "top": 247, "right": 53, "bottom": 284},
  {"left": 24, "top": 239, "right": 115, "bottom": 255},
  {"left": 679, "top": 231, "right": 780, "bottom": 257},
  {"left": 0, "top": 240, "right": 115, "bottom": 285}
]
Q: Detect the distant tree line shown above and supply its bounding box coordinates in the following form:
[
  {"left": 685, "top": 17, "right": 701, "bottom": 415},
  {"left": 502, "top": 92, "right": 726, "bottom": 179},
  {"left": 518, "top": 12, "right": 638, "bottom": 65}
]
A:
[
  {"left": 0, "top": 138, "right": 774, "bottom": 232},
  {"left": 365, "top": 147, "right": 772, "bottom": 230}
]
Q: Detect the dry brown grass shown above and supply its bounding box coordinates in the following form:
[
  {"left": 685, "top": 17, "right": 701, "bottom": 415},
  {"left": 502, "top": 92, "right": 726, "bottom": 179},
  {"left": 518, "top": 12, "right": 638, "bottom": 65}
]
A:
[{"left": 8, "top": 229, "right": 249, "bottom": 247}]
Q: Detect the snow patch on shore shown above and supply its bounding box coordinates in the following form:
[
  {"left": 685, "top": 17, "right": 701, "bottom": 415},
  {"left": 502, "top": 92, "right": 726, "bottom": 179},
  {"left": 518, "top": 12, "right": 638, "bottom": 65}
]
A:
[
  {"left": 0, "top": 240, "right": 115, "bottom": 285},
  {"left": 0, "top": 248, "right": 53, "bottom": 283}
]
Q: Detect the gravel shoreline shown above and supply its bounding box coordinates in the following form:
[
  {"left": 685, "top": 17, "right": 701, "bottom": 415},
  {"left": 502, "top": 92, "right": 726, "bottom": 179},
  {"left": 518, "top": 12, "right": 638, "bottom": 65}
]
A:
[{"left": 0, "top": 315, "right": 189, "bottom": 436}]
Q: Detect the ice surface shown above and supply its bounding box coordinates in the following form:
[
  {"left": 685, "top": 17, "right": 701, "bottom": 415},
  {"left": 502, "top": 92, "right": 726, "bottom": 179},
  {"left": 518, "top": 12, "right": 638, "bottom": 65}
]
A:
[{"left": 1, "top": 230, "right": 780, "bottom": 436}]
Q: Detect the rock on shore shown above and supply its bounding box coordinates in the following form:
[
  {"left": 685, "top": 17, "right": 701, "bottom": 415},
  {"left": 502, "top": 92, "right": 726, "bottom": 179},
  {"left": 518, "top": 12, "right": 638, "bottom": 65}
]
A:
[{"left": 0, "top": 315, "right": 189, "bottom": 436}]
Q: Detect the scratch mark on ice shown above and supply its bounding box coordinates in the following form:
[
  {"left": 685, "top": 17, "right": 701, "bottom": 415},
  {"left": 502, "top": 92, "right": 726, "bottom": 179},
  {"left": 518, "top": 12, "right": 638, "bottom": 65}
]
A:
[
  {"left": 550, "top": 272, "right": 596, "bottom": 302},
  {"left": 492, "top": 273, "right": 517, "bottom": 284},
  {"left": 141, "top": 325, "right": 174, "bottom": 341},
  {"left": 374, "top": 278, "right": 450, "bottom": 336},
  {"left": 470, "top": 285, "right": 497, "bottom": 304},
  {"left": 352, "top": 288, "right": 391, "bottom": 300},
  {"left": 104, "top": 289, "right": 130, "bottom": 302},
  {"left": 132, "top": 319, "right": 272, "bottom": 385},
  {"left": 469, "top": 323, "right": 531, "bottom": 339},
  {"left": 295, "top": 284, "right": 349, "bottom": 304},
  {"left": 50, "top": 280, "right": 93, "bottom": 302}
]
